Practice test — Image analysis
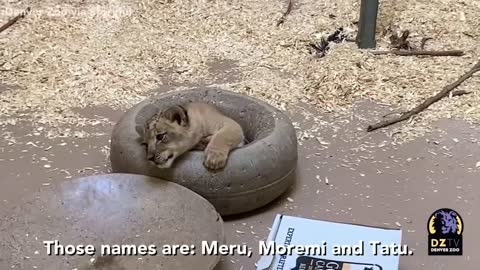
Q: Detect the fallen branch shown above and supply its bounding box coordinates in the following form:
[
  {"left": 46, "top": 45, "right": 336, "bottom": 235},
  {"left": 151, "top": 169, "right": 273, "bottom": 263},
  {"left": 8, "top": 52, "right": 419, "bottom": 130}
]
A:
[
  {"left": 370, "top": 50, "right": 464, "bottom": 56},
  {"left": 276, "top": 0, "right": 293, "bottom": 26},
  {"left": 0, "top": 7, "right": 30, "bottom": 34},
  {"left": 381, "top": 89, "right": 469, "bottom": 118},
  {"left": 367, "top": 61, "right": 480, "bottom": 132}
]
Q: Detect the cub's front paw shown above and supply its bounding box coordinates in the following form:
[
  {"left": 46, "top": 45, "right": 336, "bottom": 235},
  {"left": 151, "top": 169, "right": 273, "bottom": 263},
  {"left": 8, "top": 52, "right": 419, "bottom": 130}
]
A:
[{"left": 204, "top": 148, "right": 228, "bottom": 171}]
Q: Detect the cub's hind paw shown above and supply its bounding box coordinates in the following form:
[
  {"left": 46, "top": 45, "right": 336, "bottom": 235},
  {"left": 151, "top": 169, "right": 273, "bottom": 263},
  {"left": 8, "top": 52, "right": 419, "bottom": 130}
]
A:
[{"left": 204, "top": 148, "right": 228, "bottom": 171}]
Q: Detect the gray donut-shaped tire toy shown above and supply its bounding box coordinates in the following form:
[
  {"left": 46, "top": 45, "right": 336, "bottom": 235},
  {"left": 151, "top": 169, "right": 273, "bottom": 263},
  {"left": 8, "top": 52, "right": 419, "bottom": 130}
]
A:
[{"left": 110, "top": 88, "right": 298, "bottom": 216}]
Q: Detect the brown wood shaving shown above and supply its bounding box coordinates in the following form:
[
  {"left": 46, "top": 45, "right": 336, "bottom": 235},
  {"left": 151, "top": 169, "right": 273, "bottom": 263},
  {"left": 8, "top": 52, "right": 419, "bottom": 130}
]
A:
[{"left": 420, "top": 37, "right": 433, "bottom": 50}]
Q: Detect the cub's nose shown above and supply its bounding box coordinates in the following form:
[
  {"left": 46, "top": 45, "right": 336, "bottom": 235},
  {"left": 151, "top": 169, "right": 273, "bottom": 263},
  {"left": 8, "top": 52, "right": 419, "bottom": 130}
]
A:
[{"left": 147, "top": 153, "right": 155, "bottom": 161}]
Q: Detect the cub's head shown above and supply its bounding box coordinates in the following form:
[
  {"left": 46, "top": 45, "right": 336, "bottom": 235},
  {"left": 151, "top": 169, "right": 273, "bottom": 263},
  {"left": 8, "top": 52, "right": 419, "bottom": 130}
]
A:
[{"left": 139, "top": 105, "right": 192, "bottom": 168}]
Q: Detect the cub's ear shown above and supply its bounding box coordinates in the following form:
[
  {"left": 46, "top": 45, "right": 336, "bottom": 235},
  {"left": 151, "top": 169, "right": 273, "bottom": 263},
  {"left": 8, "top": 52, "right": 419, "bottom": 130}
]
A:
[{"left": 161, "top": 105, "right": 188, "bottom": 126}]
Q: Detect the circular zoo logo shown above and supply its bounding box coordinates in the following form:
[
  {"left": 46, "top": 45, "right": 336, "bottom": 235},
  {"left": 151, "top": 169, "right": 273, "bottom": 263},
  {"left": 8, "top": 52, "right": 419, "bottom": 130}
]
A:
[{"left": 427, "top": 208, "right": 463, "bottom": 256}]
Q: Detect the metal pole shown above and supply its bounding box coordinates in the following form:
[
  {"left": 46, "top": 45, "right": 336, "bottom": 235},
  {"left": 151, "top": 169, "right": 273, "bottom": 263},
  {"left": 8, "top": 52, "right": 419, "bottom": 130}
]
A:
[{"left": 356, "top": 0, "right": 379, "bottom": 48}]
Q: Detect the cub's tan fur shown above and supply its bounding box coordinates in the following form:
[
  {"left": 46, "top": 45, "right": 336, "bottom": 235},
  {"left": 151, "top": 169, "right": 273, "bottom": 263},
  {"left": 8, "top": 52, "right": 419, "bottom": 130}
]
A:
[{"left": 140, "top": 102, "right": 245, "bottom": 170}]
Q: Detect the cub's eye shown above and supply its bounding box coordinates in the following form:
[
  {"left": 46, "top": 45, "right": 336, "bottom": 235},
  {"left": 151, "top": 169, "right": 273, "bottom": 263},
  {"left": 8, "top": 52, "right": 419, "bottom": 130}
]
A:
[{"left": 156, "top": 133, "right": 166, "bottom": 141}]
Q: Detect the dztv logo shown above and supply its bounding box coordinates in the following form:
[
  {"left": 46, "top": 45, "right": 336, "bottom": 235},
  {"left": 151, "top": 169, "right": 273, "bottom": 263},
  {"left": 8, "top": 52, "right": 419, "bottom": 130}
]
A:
[{"left": 427, "top": 208, "right": 463, "bottom": 256}]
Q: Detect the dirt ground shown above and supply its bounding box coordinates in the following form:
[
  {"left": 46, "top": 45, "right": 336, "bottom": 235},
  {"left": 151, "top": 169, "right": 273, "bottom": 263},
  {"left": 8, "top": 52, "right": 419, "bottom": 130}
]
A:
[{"left": 1, "top": 71, "right": 479, "bottom": 270}]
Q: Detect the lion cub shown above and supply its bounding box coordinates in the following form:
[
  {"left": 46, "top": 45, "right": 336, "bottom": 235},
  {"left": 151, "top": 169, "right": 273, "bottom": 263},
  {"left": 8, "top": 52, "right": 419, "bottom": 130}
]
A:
[{"left": 141, "top": 102, "right": 245, "bottom": 170}]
